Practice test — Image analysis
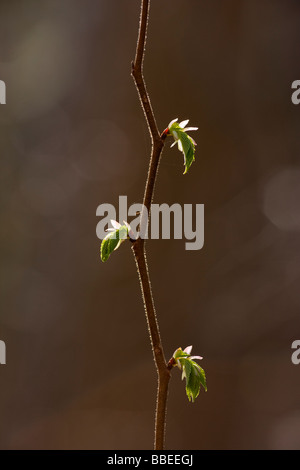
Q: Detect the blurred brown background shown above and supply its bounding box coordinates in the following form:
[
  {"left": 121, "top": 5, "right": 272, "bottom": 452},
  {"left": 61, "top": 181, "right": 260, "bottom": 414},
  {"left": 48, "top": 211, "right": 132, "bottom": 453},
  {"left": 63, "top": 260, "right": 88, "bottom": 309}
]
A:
[{"left": 0, "top": 0, "right": 300, "bottom": 450}]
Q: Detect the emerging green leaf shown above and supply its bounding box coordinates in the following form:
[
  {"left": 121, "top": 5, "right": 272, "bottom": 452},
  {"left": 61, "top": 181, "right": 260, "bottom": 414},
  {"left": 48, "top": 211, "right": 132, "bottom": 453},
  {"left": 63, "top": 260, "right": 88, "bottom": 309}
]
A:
[
  {"left": 186, "top": 363, "right": 201, "bottom": 402},
  {"left": 100, "top": 220, "right": 130, "bottom": 262},
  {"left": 167, "top": 119, "right": 198, "bottom": 174},
  {"left": 172, "top": 345, "right": 207, "bottom": 402}
]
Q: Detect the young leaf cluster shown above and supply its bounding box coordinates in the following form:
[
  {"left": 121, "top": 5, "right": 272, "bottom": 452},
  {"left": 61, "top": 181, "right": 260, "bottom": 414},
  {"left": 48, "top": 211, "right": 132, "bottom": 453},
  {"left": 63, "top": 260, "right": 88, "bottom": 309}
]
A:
[
  {"left": 167, "top": 119, "right": 198, "bottom": 174},
  {"left": 173, "top": 346, "right": 207, "bottom": 402},
  {"left": 100, "top": 220, "right": 130, "bottom": 262}
]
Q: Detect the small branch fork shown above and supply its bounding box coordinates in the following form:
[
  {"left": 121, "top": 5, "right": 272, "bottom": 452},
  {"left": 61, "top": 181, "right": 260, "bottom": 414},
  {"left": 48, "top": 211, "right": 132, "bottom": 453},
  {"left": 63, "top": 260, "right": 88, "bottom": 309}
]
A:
[{"left": 131, "top": 0, "right": 171, "bottom": 451}]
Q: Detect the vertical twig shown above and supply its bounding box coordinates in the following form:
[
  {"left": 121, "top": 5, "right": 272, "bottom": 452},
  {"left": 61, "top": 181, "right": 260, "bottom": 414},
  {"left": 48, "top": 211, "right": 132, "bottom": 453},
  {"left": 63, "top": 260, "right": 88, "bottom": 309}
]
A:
[{"left": 131, "top": 0, "right": 170, "bottom": 450}]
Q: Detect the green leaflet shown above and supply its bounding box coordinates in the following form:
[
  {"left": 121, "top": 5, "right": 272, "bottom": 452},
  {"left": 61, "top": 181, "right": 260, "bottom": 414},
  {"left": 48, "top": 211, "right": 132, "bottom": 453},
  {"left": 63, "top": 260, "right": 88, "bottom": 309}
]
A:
[
  {"left": 192, "top": 361, "right": 207, "bottom": 392},
  {"left": 179, "top": 131, "right": 196, "bottom": 175},
  {"left": 100, "top": 224, "right": 128, "bottom": 262},
  {"left": 181, "top": 357, "right": 192, "bottom": 382},
  {"left": 168, "top": 121, "right": 197, "bottom": 174},
  {"left": 186, "top": 364, "right": 202, "bottom": 402},
  {"left": 187, "top": 362, "right": 207, "bottom": 402}
]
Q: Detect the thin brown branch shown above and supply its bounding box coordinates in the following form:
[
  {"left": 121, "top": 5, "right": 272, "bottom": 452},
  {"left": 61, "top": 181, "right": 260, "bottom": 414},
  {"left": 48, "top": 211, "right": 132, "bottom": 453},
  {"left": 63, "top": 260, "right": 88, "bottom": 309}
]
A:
[
  {"left": 132, "top": 0, "right": 160, "bottom": 144},
  {"left": 131, "top": 0, "right": 171, "bottom": 450},
  {"left": 132, "top": 241, "right": 170, "bottom": 450}
]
